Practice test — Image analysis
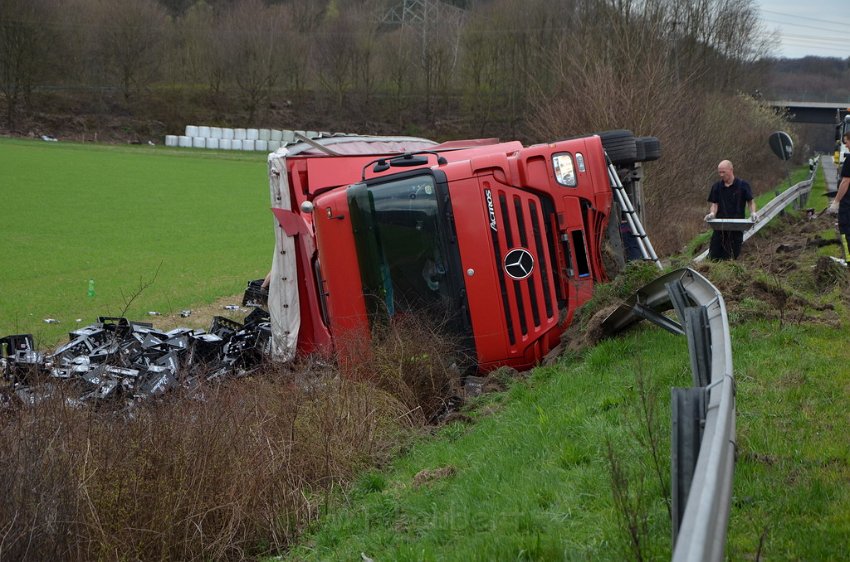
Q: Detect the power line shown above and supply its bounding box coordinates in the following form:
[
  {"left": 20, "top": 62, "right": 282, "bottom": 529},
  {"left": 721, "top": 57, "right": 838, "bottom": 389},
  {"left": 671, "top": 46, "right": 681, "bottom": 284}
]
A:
[
  {"left": 784, "top": 34, "right": 845, "bottom": 49},
  {"left": 763, "top": 28, "right": 848, "bottom": 48},
  {"left": 759, "top": 10, "right": 850, "bottom": 57},
  {"left": 761, "top": 16, "right": 850, "bottom": 35},
  {"left": 770, "top": 42, "right": 848, "bottom": 57},
  {"left": 760, "top": 8, "right": 850, "bottom": 27}
]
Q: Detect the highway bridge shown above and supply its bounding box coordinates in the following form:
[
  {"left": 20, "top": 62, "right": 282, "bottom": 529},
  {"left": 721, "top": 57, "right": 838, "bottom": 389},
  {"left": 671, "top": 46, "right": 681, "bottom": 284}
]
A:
[{"left": 768, "top": 100, "right": 849, "bottom": 152}]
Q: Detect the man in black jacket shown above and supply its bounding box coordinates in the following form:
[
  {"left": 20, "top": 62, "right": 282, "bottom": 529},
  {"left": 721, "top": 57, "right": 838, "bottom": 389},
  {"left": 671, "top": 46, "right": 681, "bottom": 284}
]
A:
[{"left": 704, "top": 160, "right": 759, "bottom": 260}]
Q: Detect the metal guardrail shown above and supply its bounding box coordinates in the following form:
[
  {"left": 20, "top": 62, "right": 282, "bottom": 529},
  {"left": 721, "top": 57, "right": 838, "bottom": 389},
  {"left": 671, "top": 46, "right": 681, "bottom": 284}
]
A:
[
  {"left": 601, "top": 267, "right": 735, "bottom": 562},
  {"left": 598, "top": 162, "right": 823, "bottom": 558},
  {"left": 694, "top": 160, "right": 819, "bottom": 262}
]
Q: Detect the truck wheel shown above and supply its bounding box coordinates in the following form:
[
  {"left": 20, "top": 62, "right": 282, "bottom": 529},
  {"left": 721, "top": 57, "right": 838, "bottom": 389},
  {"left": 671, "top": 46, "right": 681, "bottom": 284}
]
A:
[
  {"left": 635, "top": 138, "right": 647, "bottom": 162},
  {"left": 597, "top": 129, "right": 637, "bottom": 166},
  {"left": 637, "top": 136, "right": 662, "bottom": 162}
]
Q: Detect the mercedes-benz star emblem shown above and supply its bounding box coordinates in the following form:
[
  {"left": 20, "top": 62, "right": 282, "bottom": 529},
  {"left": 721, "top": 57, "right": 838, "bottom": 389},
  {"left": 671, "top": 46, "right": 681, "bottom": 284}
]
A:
[{"left": 504, "top": 248, "right": 534, "bottom": 280}]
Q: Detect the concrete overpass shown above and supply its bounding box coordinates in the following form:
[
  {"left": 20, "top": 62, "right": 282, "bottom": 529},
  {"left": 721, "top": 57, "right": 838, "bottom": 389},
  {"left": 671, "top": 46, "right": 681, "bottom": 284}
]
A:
[{"left": 768, "top": 101, "right": 849, "bottom": 152}]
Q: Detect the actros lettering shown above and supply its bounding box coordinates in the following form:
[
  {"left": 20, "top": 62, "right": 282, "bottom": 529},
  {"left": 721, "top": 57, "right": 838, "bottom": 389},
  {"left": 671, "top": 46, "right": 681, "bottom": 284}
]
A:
[{"left": 485, "top": 189, "right": 497, "bottom": 231}]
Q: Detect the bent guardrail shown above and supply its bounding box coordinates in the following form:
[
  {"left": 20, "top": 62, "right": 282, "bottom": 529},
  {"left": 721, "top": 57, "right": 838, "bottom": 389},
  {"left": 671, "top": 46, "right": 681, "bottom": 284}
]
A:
[
  {"left": 695, "top": 160, "right": 819, "bottom": 262},
  {"left": 602, "top": 267, "right": 735, "bottom": 562}
]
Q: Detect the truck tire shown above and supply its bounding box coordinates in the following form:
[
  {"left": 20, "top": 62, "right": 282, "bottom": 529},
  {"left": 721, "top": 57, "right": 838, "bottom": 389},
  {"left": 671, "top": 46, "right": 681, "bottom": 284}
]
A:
[
  {"left": 597, "top": 129, "right": 637, "bottom": 166},
  {"left": 637, "top": 136, "right": 661, "bottom": 161},
  {"left": 635, "top": 138, "right": 647, "bottom": 162}
]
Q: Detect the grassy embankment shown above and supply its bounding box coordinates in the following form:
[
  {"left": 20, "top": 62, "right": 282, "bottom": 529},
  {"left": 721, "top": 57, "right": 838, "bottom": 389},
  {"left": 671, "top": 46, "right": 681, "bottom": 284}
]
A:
[
  {"left": 0, "top": 138, "right": 271, "bottom": 346},
  {"left": 283, "top": 162, "right": 850, "bottom": 561}
]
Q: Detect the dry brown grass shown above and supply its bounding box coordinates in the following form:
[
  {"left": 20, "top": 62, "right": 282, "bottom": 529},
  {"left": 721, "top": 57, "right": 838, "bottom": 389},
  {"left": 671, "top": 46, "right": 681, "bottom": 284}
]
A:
[
  {"left": 340, "top": 311, "right": 467, "bottom": 424},
  {"left": 0, "top": 311, "right": 461, "bottom": 561}
]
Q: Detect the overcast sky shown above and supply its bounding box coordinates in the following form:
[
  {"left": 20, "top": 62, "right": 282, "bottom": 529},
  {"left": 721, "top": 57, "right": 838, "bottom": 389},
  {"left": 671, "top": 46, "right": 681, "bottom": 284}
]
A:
[{"left": 755, "top": 0, "right": 849, "bottom": 59}]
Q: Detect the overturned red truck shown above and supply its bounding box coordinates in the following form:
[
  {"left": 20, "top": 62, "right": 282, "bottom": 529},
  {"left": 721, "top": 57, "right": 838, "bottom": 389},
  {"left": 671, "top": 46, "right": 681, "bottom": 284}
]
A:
[{"left": 264, "top": 132, "right": 660, "bottom": 372}]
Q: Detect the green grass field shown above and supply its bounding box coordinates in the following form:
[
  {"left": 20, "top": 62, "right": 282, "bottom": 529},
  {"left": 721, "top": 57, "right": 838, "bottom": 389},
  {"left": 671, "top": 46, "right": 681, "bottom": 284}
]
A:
[
  {"left": 284, "top": 320, "right": 850, "bottom": 561},
  {"left": 0, "top": 138, "right": 272, "bottom": 346}
]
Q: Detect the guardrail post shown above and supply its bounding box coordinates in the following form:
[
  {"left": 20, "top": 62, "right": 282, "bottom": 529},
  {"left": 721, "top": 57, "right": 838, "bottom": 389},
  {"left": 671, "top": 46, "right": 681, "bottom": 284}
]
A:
[
  {"left": 671, "top": 386, "right": 707, "bottom": 544},
  {"left": 667, "top": 280, "right": 711, "bottom": 387},
  {"left": 684, "top": 307, "right": 711, "bottom": 388},
  {"left": 666, "top": 279, "right": 691, "bottom": 326}
]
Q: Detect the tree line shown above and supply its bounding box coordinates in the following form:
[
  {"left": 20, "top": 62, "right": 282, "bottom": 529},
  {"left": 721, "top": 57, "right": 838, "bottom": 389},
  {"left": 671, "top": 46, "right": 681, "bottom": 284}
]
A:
[
  {"left": 2, "top": 0, "right": 771, "bottom": 130},
  {"left": 765, "top": 56, "right": 850, "bottom": 102}
]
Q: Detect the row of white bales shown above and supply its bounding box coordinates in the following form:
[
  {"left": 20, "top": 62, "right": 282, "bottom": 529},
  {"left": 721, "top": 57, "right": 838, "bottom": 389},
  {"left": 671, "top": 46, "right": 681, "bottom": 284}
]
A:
[{"left": 165, "top": 125, "right": 334, "bottom": 151}]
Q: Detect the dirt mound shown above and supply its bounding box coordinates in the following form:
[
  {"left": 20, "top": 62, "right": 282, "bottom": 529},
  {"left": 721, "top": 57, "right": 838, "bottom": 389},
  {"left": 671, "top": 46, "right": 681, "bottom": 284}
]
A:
[
  {"left": 554, "top": 304, "right": 621, "bottom": 357},
  {"left": 552, "top": 211, "right": 848, "bottom": 361},
  {"left": 694, "top": 211, "right": 847, "bottom": 326}
]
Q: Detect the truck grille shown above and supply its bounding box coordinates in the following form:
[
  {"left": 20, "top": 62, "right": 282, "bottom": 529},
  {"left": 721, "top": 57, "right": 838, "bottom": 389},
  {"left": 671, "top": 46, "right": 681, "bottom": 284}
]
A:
[{"left": 488, "top": 190, "right": 558, "bottom": 347}]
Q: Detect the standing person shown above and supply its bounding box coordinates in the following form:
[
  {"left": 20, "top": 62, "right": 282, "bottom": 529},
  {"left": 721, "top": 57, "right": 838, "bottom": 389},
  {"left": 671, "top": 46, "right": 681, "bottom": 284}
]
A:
[
  {"left": 827, "top": 132, "right": 850, "bottom": 257},
  {"left": 704, "top": 160, "right": 759, "bottom": 260}
]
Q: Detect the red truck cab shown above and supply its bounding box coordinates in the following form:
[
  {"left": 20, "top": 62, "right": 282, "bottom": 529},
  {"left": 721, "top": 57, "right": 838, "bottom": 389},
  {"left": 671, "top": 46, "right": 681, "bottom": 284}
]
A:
[{"left": 267, "top": 134, "right": 619, "bottom": 372}]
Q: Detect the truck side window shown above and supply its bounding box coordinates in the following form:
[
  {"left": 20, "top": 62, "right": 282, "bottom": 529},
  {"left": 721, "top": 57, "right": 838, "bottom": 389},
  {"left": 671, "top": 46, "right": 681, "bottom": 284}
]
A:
[{"left": 552, "top": 153, "right": 577, "bottom": 187}]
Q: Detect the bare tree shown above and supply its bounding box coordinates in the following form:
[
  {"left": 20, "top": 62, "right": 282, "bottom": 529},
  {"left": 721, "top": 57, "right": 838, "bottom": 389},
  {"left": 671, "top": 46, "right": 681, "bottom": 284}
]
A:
[
  {"left": 378, "top": 28, "right": 417, "bottom": 119},
  {"left": 158, "top": 0, "right": 194, "bottom": 18},
  {"left": 458, "top": 0, "right": 566, "bottom": 135},
  {"left": 418, "top": 6, "right": 464, "bottom": 117},
  {"left": 91, "top": 0, "right": 170, "bottom": 104},
  {"left": 0, "top": 0, "right": 56, "bottom": 128},
  {"left": 313, "top": 13, "right": 357, "bottom": 110},
  {"left": 459, "top": 19, "right": 498, "bottom": 133},
  {"left": 176, "top": 2, "right": 233, "bottom": 97},
  {"left": 289, "top": 0, "right": 329, "bottom": 33},
  {"left": 221, "top": 0, "right": 287, "bottom": 122},
  {"left": 664, "top": 0, "right": 774, "bottom": 92},
  {"left": 178, "top": 2, "right": 213, "bottom": 85},
  {"left": 349, "top": 2, "right": 383, "bottom": 108},
  {"left": 279, "top": 30, "right": 311, "bottom": 99}
]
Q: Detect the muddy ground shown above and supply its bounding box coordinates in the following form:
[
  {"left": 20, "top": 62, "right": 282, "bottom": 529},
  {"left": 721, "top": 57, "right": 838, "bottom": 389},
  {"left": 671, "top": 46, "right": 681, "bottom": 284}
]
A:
[
  {"left": 701, "top": 212, "right": 847, "bottom": 322},
  {"left": 555, "top": 210, "right": 849, "bottom": 357}
]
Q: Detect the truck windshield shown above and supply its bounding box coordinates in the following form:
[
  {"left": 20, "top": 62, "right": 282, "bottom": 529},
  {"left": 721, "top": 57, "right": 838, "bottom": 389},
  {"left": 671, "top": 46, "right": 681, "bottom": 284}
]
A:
[{"left": 347, "top": 173, "right": 466, "bottom": 327}]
